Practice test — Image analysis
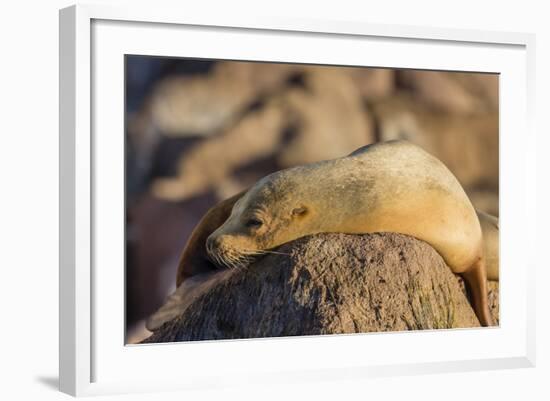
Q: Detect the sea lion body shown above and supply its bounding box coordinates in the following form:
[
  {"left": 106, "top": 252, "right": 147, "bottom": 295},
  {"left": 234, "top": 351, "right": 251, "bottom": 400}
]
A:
[
  {"left": 210, "top": 141, "right": 482, "bottom": 274},
  {"left": 167, "top": 140, "right": 496, "bottom": 328}
]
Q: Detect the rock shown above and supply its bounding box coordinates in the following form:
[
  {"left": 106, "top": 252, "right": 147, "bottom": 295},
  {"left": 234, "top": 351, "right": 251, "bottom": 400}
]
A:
[
  {"left": 276, "top": 66, "right": 375, "bottom": 167},
  {"left": 349, "top": 67, "right": 395, "bottom": 100},
  {"left": 151, "top": 66, "right": 375, "bottom": 202},
  {"left": 396, "top": 70, "right": 498, "bottom": 115},
  {"left": 126, "top": 61, "right": 300, "bottom": 192},
  {"left": 147, "top": 61, "right": 299, "bottom": 137},
  {"left": 487, "top": 281, "right": 500, "bottom": 323},
  {"left": 151, "top": 102, "right": 288, "bottom": 201},
  {"left": 141, "top": 233, "right": 498, "bottom": 343}
]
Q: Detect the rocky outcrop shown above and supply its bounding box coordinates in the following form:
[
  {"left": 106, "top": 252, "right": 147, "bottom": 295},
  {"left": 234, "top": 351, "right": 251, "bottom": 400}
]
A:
[{"left": 142, "top": 233, "right": 499, "bottom": 343}]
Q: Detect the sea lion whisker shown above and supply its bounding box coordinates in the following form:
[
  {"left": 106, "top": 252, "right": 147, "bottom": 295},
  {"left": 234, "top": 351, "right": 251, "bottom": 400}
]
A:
[
  {"left": 213, "top": 254, "right": 222, "bottom": 268},
  {"left": 238, "top": 249, "right": 288, "bottom": 256},
  {"left": 223, "top": 252, "right": 236, "bottom": 269},
  {"left": 242, "top": 249, "right": 271, "bottom": 256},
  {"left": 242, "top": 254, "right": 255, "bottom": 263},
  {"left": 228, "top": 252, "right": 253, "bottom": 269},
  {"left": 209, "top": 248, "right": 223, "bottom": 268},
  {"left": 238, "top": 249, "right": 264, "bottom": 256},
  {"left": 234, "top": 256, "right": 246, "bottom": 269},
  {"left": 259, "top": 250, "right": 290, "bottom": 256},
  {"left": 222, "top": 256, "right": 234, "bottom": 269},
  {"left": 227, "top": 252, "right": 242, "bottom": 269},
  {"left": 233, "top": 258, "right": 245, "bottom": 269},
  {"left": 215, "top": 254, "right": 227, "bottom": 269},
  {"left": 214, "top": 249, "right": 233, "bottom": 270},
  {"left": 236, "top": 254, "right": 250, "bottom": 268}
]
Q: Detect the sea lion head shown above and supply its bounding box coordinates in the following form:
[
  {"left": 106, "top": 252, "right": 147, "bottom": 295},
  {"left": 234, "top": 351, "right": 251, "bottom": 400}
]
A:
[{"left": 205, "top": 172, "right": 314, "bottom": 269}]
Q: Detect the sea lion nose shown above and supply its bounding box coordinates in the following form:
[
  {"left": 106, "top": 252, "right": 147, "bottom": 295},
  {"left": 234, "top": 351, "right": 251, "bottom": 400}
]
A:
[{"left": 206, "top": 235, "right": 221, "bottom": 252}]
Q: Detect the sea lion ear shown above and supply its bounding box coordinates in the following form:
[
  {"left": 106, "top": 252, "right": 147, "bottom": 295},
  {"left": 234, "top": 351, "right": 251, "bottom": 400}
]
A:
[{"left": 291, "top": 206, "right": 308, "bottom": 217}]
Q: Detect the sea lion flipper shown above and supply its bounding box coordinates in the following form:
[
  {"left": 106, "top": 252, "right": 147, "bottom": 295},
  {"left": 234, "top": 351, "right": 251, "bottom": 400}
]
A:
[
  {"left": 462, "top": 258, "right": 494, "bottom": 327},
  {"left": 175, "top": 190, "right": 247, "bottom": 287},
  {"left": 146, "top": 272, "right": 219, "bottom": 331},
  {"left": 146, "top": 285, "right": 186, "bottom": 332}
]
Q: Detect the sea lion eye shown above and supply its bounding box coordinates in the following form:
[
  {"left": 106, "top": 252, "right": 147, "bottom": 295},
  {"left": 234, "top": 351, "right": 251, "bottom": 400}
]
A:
[
  {"left": 245, "top": 218, "right": 263, "bottom": 228},
  {"left": 292, "top": 206, "right": 308, "bottom": 216}
]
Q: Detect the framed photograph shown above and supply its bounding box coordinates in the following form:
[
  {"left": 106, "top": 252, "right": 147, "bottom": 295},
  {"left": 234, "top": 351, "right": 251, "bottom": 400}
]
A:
[{"left": 59, "top": 4, "right": 536, "bottom": 396}]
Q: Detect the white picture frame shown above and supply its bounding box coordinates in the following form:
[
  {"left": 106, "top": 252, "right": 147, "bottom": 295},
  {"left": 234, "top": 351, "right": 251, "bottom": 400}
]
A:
[{"left": 59, "top": 3, "right": 536, "bottom": 397}]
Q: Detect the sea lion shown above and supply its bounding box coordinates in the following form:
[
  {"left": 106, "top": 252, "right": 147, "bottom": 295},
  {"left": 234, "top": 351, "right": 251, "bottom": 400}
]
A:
[
  {"left": 165, "top": 140, "right": 497, "bottom": 328},
  {"left": 477, "top": 210, "right": 499, "bottom": 281},
  {"left": 174, "top": 190, "right": 247, "bottom": 287}
]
